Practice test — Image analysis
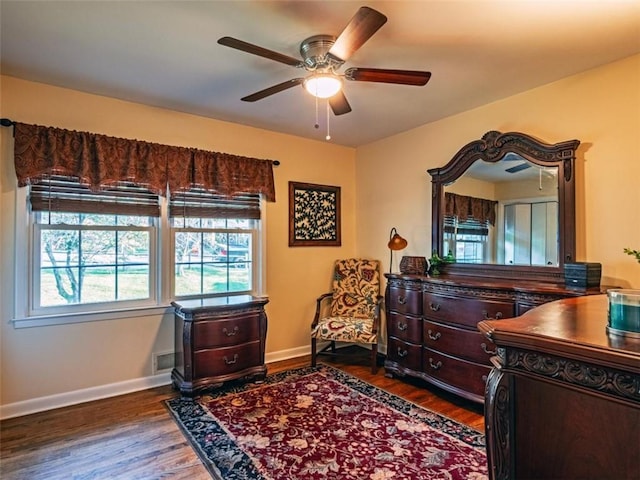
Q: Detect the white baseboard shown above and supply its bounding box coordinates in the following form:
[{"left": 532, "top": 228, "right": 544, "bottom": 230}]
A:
[
  {"left": 1, "top": 345, "right": 322, "bottom": 420},
  {"left": 265, "top": 343, "right": 321, "bottom": 364},
  {"left": 0, "top": 373, "right": 172, "bottom": 420}
]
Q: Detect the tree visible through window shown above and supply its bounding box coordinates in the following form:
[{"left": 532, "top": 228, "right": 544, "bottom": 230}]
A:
[
  {"left": 28, "top": 177, "right": 260, "bottom": 316},
  {"left": 36, "top": 212, "right": 152, "bottom": 306}
]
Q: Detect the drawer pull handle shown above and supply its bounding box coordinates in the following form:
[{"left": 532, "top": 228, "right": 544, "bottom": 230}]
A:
[
  {"left": 397, "top": 347, "right": 408, "bottom": 358},
  {"left": 482, "top": 310, "right": 503, "bottom": 320},
  {"left": 223, "top": 326, "right": 240, "bottom": 337},
  {"left": 224, "top": 354, "right": 239, "bottom": 365},
  {"left": 481, "top": 342, "right": 497, "bottom": 355},
  {"left": 397, "top": 322, "right": 408, "bottom": 331},
  {"left": 429, "top": 302, "right": 441, "bottom": 312},
  {"left": 428, "top": 358, "right": 442, "bottom": 370},
  {"left": 428, "top": 330, "right": 441, "bottom": 341},
  {"left": 398, "top": 296, "right": 407, "bottom": 305}
]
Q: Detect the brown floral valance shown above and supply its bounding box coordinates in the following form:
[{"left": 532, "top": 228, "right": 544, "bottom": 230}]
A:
[
  {"left": 12, "top": 122, "right": 276, "bottom": 201},
  {"left": 445, "top": 192, "right": 497, "bottom": 225}
]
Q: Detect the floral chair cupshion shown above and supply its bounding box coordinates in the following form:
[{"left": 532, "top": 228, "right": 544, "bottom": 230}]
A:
[{"left": 311, "top": 258, "right": 383, "bottom": 374}]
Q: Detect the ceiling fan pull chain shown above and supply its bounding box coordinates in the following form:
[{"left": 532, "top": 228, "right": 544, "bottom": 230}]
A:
[
  {"left": 314, "top": 94, "right": 319, "bottom": 129},
  {"left": 326, "top": 100, "right": 331, "bottom": 141},
  {"left": 539, "top": 168, "right": 543, "bottom": 190}
]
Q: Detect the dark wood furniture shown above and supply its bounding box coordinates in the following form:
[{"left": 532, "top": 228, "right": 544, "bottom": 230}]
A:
[
  {"left": 385, "top": 274, "right": 604, "bottom": 403},
  {"left": 428, "top": 130, "right": 580, "bottom": 284},
  {"left": 479, "top": 295, "right": 640, "bottom": 480},
  {"left": 171, "top": 295, "right": 268, "bottom": 396}
]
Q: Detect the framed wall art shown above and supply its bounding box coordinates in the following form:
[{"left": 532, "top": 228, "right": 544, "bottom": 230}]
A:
[{"left": 288, "top": 181, "right": 341, "bottom": 247}]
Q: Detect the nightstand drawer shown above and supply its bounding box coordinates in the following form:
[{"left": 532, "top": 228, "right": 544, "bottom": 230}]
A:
[
  {"left": 388, "top": 312, "right": 422, "bottom": 343},
  {"left": 423, "top": 292, "right": 514, "bottom": 328},
  {"left": 422, "top": 348, "right": 491, "bottom": 399},
  {"left": 387, "top": 337, "right": 422, "bottom": 372},
  {"left": 388, "top": 285, "right": 422, "bottom": 315},
  {"left": 194, "top": 341, "right": 261, "bottom": 378},
  {"left": 423, "top": 320, "right": 496, "bottom": 364},
  {"left": 193, "top": 315, "right": 261, "bottom": 348}
]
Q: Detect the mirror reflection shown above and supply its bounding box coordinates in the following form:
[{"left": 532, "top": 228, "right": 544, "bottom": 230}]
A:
[{"left": 444, "top": 154, "right": 559, "bottom": 266}]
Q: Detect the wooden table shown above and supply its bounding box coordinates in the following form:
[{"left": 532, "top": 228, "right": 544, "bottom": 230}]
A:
[{"left": 479, "top": 294, "right": 640, "bottom": 480}]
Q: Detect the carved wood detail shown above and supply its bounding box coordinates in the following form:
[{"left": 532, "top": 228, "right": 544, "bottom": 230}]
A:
[
  {"left": 505, "top": 349, "right": 640, "bottom": 402},
  {"left": 484, "top": 366, "right": 512, "bottom": 480},
  {"left": 427, "top": 130, "right": 579, "bottom": 283}
]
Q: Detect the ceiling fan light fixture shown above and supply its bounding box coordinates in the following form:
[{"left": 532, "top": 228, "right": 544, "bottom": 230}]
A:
[{"left": 304, "top": 74, "right": 342, "bottom": 99}]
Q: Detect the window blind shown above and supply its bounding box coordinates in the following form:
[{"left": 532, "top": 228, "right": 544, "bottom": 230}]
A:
[
  {"left": 169, "top": 188, "right": 261, "bottom": 219},
  {"left": 29, "top": 175, "right": 160, "bottom": 217},
  {"left": 444, "top": 215, "right": 489, "bottom": 236}
]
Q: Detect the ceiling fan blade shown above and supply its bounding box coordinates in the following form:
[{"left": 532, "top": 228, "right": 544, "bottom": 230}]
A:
[
  {"left": 345, "top": 68, "right": 431, "bottom": 86},
  {"left": 241, "top": 78, "right": 304, "bottom": 102},
  {"left": 505, "top": 163, "right": 531, "bottom": 174},
  {"left": 218, "top": 37, "right": 302, "bottom": 67},
  {"left": 329, "top": 91, "right": 352, "bottom": 116},
  {"left": 328, "top": 7, "right": 387, "bottom": 62}
]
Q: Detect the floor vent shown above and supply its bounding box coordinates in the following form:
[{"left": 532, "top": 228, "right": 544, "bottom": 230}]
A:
[{"left": 153, "top": 351, "right": 174, "bottom": 375}]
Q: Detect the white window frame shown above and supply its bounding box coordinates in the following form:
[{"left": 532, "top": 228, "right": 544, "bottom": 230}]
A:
[
  {"left": 12, "top": 188, "right": 266, "bottom": 328},
  {"left": 30, "top": 220, "right": 159, "bottom": 317},
  {"left": 169, "top": 223, "right": 258, "bottom": 300}
]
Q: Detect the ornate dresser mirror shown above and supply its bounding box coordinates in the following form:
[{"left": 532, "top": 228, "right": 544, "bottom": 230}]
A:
[{"left": 428, "top": 131, "right": 579, "bottom": 283}]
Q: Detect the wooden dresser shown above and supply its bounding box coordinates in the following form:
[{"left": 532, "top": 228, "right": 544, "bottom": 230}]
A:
[
  {"left": 171, "top": 295, "right": 268, "bottom": 396},
  {"left": 479, "top": 295, "right": 639, "bottom": 480},
  {"left": 384, "top": 273, "right": 603, "bottom": 403}
]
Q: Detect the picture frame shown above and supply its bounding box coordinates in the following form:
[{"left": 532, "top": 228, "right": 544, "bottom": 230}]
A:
[{"left": 288, "top": 181, "right": 341, "bottom": 247}]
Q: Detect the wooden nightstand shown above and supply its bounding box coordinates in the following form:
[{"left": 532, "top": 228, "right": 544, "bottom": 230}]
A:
[{"left": 171, "top": 295, "right": 268, "bottom": 396}]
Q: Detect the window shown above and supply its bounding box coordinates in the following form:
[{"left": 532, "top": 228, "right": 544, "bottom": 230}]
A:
[
  {"left": 35, "top": 212, "right": 154, "bottom": 308},
  {"left": 24, "top": 177, "right": 262, "bottom": 320},
  {"left": 444, "top": 215, "right": 490, "bottom": 264},
  {"left": 169, "top": 189, "right": 259, "bottom": 299}
]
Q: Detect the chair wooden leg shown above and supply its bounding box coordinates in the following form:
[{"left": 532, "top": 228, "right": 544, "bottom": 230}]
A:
[
  {"left": 311, "top": 337, "right": 317, "bottom": 367},
  {"left": 371, "top": 343, "right": 378, "bottom": 374}
]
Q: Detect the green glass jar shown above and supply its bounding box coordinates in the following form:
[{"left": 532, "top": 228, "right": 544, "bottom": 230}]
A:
[{"left": 607, "top": 289, "right": 640, "bottom": 338}]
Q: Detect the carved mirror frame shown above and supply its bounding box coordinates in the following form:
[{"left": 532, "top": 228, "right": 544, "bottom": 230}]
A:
[{"left": 428, "top": 131, "right": 580, "bottom": 283}]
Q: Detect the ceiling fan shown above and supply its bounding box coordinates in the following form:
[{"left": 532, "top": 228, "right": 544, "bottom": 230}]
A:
[
  {"left": 217, "top": 6, "right": 431, "bottom": 117},
  {"left": 503, "top": 152, "right": 532, "bottom": 174}
]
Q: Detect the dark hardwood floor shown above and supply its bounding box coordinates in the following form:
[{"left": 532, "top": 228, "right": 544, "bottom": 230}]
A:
[{"left": 0, "top": 352, "right": 484, "bottom": 479}]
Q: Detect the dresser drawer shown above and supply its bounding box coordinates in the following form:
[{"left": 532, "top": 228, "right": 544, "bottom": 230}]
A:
[
  {"left": 194, "top": 341, "right": 261, "bottom": 378},
  {"left": 388, "top": 285, "right": 422, "bottom": 315},
  {"left": 388, "top": 312, "right": 422, "bottom": 344},
  {"left": 423, "top": 292, "right": 514, "bottom": 328},
  {"left": 423, "top": 320, "right": 497, "bottom": 365},
  {"left": 422, "top": 348, "right": 491, "bottom": 399},
  {"left": 387, "top": 337, "right": 423, "bottom": 372},
  {"left": 193, "top": 315, "right": 261, "bottom": 349}
]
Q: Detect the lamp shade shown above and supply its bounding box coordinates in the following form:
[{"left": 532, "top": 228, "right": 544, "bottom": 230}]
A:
[
  {"left": 304, "top": 74, "right": 342, "bottom": 99},
  {"left": 387, "top": 227, "right": 407, "bottom": 274},
  {"left": 388, "top": 230, "right": 408, "bottom": 251}
]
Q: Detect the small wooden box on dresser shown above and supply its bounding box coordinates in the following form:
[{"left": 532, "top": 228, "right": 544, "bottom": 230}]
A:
[
  {"left": 384, "top": 273, "right": 604, "bottom": 403},
  {"left": 171, "top": 295, "right": 268, "bottom": 396}
]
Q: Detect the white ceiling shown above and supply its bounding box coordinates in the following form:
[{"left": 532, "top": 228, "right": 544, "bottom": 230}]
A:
[{"left": 1, "top": 1, "right": 639, "bottom": 147}]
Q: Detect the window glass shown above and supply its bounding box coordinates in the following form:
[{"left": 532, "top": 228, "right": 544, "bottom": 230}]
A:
[
  {"left": 24, "top": 179, "right": 262, "bottom": 320},
  {"left": 172, "top": 220, "right": 255, "bottom": 298},
  {"left": 35, "top": 214, "right": 152, "bottom": 308},
  {"left": 444, "top": 215, "right": 489, "bottom": 264}
]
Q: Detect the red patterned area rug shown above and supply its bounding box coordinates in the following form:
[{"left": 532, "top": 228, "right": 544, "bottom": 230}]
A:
[{"left": 166, "top": 365, "right": 488, "bottom": 480}]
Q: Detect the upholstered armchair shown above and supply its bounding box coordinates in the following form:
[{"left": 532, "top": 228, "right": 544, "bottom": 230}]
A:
[{"left": 311, "top": 258, "right": 383, "bottom": 374}]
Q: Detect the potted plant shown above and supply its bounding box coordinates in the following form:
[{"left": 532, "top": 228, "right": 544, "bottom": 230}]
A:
[{"left": 428, "top": 251, "right": 455, "bottom": 275}]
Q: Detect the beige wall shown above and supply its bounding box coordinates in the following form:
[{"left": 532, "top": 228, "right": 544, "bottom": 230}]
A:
[
  {"left": 2, "top": 53, "right": 639, "bottom": 412},
  {"left": 357, "top": 54, "right": 640, "bottom": 290},
  {"left": 0, "top": 76, "right": 357, "bottom": 407}
]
